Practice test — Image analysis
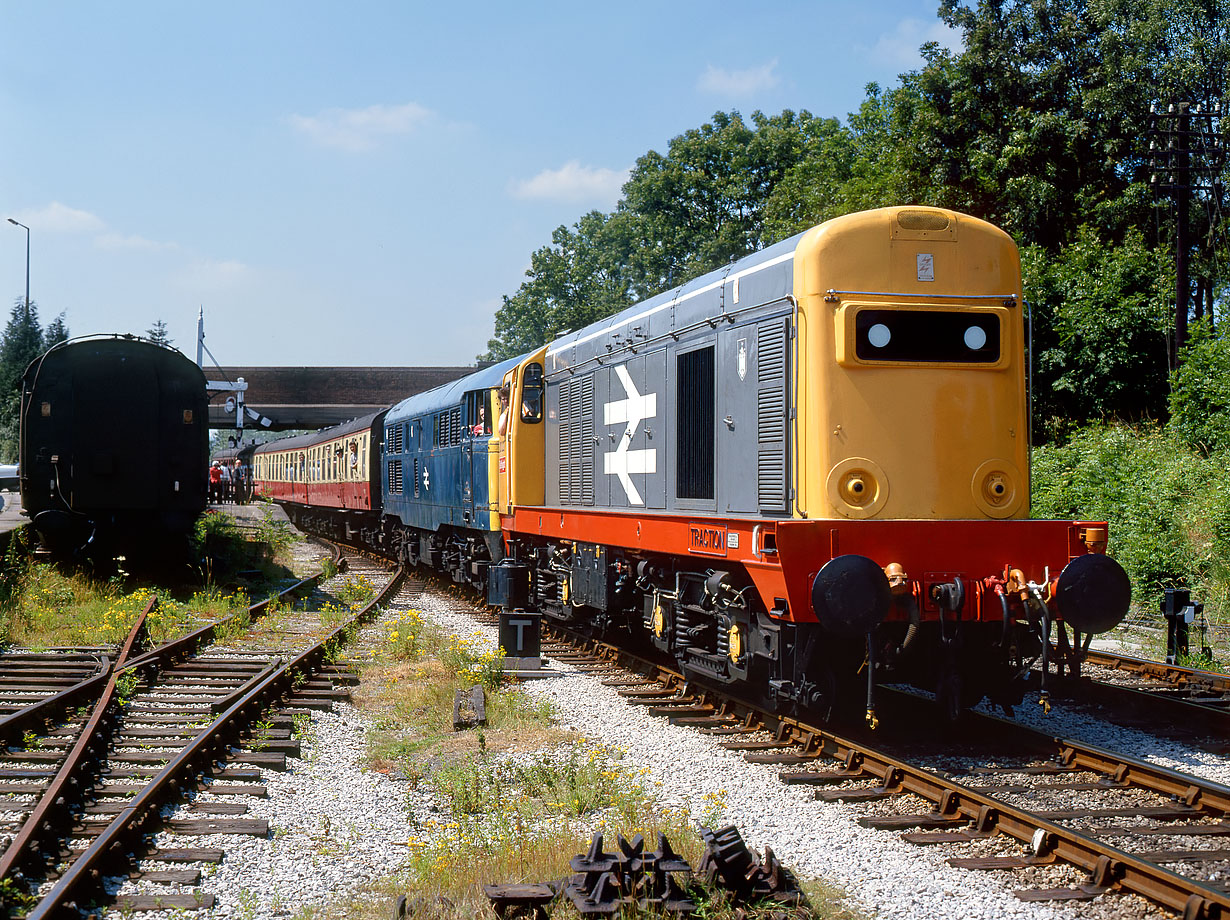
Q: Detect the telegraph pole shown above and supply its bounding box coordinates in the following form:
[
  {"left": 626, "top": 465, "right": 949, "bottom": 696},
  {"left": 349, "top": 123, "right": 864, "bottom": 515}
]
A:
[{"left": 1149, "top": 101, "right": 1226, "bottom": 365}]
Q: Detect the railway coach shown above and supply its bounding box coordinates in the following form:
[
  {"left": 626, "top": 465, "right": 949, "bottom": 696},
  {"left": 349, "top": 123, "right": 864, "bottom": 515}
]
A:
[
  {"left": 19, "top": 335, "right": 209, "bottom": 559},
  {"left": 252, "top": 410, "right": 387, "bottom": 546}
]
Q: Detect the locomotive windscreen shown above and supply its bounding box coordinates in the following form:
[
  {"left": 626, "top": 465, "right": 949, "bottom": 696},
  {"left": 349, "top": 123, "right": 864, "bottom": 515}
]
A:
[{"left": 854, "top": 309, "right": 1000, "bottom": 364}]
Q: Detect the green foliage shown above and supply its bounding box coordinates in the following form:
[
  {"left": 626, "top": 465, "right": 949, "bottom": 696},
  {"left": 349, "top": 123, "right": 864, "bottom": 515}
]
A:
[
  {"left": 483, "top": 0, "right": 1230, "bottom": 439},
  {"left": 0, "top": 298, "right": 69, "bottom": 461},
  {"left": 1170, "top": 323, "right": 1230, "bottom": 453},
  {"left": 254, "top": 506, "right": 297, "bottom": 558},
  {"left": 333, "top": 574, "right": 376, "bottom": 611},
  {"left": 0, "top": 527, "right": 33, "bottom": 642},
  {"left": 1031, "top": 424, "right": 1230, "bottom": 616},
  {"left": 1022, "top": 228, "right": 1172, "bottom": 438},
  {"left": 145, "top": 319, "right": 173, "bottom": 346}
]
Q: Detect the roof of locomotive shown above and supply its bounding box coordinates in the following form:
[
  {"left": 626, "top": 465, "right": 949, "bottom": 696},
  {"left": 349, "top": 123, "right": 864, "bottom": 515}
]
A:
[
  {"left": 252, "top": 410, "right": 387, "bottom": 455},
  {"left": 544, "top": 229, "right": 805, "bottom": 375},
  {"left": 384, "top": 355, "right": 523, "bottom": 426}
]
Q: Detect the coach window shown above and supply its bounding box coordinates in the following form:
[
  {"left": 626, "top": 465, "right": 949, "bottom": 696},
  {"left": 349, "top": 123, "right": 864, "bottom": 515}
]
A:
[
  {"left": 521, "top": 363, "right": 544, "bottom": 422},
  {"left": 677, "top": 346, "right": 715, "bottom": 500},
  {"left": 464, "top": 391, "right": 490, "bottom": 437}
]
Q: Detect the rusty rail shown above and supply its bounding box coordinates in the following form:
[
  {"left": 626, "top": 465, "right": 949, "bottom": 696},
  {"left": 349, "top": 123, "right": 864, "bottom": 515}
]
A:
[
  {"left": 119, "top": 538, "right": 343, "bottom": 674},
  {"left": 25, "top": 563, "right": 404, "bottom": 919},
  {"left": 0, "top": 596, "right": 153, "bottom": 893},
  {"left": 1082, "top": 647, "right": 1230, "bottom": 693},
  {"left": 541, "top": 624, "right": 1230, "bottom": 920},
  {"left": 0, "top": 656, "right": 112, "bottom": 747}
]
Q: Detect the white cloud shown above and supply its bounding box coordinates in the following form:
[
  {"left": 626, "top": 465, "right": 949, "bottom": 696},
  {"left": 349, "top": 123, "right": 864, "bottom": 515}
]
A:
[
  {"left": 509, "top": 161, "right": 630, "bottom": 205},
  {"left": 96, "top": 232, "right": 179, "bottom": 252},
  {"left": 287, "top": 102, "right": 434, "bottom": 152},
  {"left": 10, "top": 202, "right": 106, "bottom": 234},
  {"left": 697, "top": 58, "right": 780, "bottom": 97},
  {"left": 870, "top": 19, "right": 963, "bottom": 70}
]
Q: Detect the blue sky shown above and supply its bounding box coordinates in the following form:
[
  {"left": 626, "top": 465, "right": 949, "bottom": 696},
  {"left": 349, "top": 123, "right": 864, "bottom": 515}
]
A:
[{"left": 1, "top": 2, "right": 958, "bottom": 368}]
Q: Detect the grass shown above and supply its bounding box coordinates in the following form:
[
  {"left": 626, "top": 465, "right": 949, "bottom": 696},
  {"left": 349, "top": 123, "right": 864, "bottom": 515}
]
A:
[
  {"left": 0, "top": 511, "right": 298, "bottom": 650},
  {"left": 0, "top": 560, "right": 252, "bottom": 648},
  {"left": 336, "top": 608, "right": 865, "bottom": 920}
]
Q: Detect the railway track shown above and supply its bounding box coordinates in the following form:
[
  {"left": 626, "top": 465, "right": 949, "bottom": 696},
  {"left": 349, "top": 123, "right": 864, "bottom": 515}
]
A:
[
  {"left": 0, "top": 542, "right": 403, "bottom": 918},
  {"left": 1038, "top": 648, "right": 1230, "bottom": 753},
  {"left": 243, "top": 523, "right": 1230, "bottom": 919},
  {"left": 558, "top": 639, "right": 1230, "bottom": 916}
]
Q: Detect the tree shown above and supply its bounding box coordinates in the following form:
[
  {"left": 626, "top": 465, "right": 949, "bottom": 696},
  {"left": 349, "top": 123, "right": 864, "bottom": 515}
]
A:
[
  {"left": 1169, "top": 322, "right": 1230, "bottom": 453},
  {"left": 485, "top": 211, "right": 633, "bottom": 360},
  {"left": 146, "top": 319, "right": 173, "bottom": 347},
  {"left": 616, "top": 109, "right": 830, "bottom": 297},
  {"left": 43, "top": 312, "right": 69, "bottom": 349},
  {"left": 1024, "top": 228, "right": 1172, "bottom": 438},
  {"left": 0, "top": 298, "right": 49, "bottom": 460},
  {"left": 484, "top": 110, "right": 828, "bottom": 358}
]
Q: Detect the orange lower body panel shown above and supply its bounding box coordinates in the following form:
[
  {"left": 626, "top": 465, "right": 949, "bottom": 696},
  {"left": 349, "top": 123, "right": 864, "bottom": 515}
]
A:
[{"left": 504, "top": 507, "right": 1103, "bottom": 626}]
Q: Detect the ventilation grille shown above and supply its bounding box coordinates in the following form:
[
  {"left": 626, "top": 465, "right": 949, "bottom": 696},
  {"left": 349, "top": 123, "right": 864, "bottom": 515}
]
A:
[
  {"left": 758, "top": 323, "right": 786, "bottom": 382},
  {"left": 388, "top": 458, "right": 403, "bottom": 494},
  {"left": 758, "top": 451, "right": 786, "bottom": 508},
  {"left": 758, "top": 389, "right": 785, "bottom": 442},
  {"left": 387, "top": 425, "right": 404, "bottom": 454},
  {"left": 756, "top": 318, "right": 789, "bottom": 513},
  {"left": 897, "top": 210, "right": 950, "bottom": 231},
  {"left": 559, "top": 377, "right": 594, "bottom": 505}
]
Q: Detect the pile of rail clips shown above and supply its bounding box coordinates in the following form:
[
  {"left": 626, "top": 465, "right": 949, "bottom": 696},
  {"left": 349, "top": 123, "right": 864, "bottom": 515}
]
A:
[{"left": 392, "top": 824, "right": 809, "bottom": 918}]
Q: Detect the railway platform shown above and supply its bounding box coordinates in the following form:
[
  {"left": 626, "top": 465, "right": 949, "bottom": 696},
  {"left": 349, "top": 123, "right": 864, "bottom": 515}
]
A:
[
  {"left": 0, "top": 488, "right": 23, "bottom": 535},
  {"left": 206, "top": 498, "right": 292, "bottom": 526}
]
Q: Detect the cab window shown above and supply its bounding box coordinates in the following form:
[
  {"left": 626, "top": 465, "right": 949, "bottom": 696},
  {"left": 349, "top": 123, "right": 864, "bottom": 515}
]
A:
[{"left": 521, "top": 363, "right": 544, "bottom": 423}]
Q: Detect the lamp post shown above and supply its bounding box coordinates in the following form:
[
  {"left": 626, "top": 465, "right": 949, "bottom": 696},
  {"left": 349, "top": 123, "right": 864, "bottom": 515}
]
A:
[{"left": 6, "top": 219, "right": 29, "bottom": 311}]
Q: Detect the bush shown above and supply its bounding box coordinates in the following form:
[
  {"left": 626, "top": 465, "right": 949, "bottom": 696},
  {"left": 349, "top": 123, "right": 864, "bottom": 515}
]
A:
[
  {"left": 1169, "top": 323, "right": 1230, "bottom": 455},
  {"left": 1031, "top": 424, "right": 1230, "bottom": 620}
]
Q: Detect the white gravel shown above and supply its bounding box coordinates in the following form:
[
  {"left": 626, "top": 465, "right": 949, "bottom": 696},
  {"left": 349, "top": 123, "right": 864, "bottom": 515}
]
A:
[{"left": 420, "top": 604, "right": 1079, "bottom": 920}]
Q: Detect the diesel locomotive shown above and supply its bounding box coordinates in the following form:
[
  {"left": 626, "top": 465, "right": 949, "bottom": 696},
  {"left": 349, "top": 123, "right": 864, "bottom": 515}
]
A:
[
  {"left": 254, "top": 206, "right": 1131, "bottom": 719},
  {"left": 19, "top": 335, "right": 210, "bottom": 558}
]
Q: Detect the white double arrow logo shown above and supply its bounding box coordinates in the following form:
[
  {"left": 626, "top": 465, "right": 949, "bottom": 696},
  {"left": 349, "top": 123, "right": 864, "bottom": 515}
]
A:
[{"left": 603, "top": 365, "right": 657, "bottom": 505}]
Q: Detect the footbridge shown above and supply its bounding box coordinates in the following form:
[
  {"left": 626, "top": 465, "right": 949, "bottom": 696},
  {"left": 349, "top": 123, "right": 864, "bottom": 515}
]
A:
[{"left": 206, "top": 365, "right": 478, "bottom": 433}]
